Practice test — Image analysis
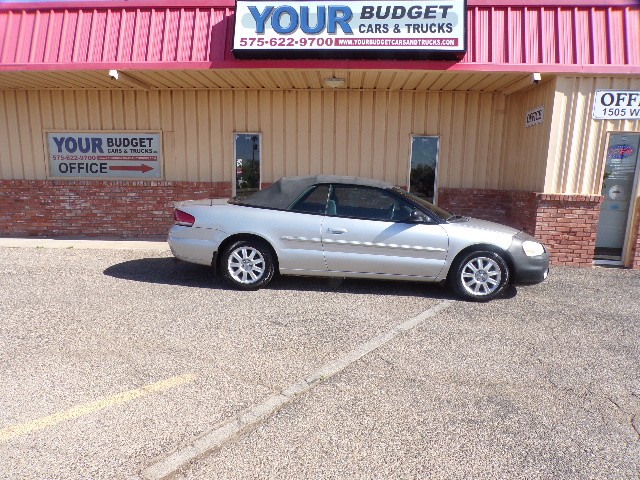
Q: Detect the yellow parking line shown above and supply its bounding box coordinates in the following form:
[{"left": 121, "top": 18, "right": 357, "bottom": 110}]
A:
[{"left": 0, "top": 373, "right": 197, "bottom": 442}]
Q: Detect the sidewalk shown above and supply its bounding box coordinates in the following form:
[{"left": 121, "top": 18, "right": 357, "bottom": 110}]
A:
[{"left": 0, "top": 237, "right": 170, "bottom": 251}]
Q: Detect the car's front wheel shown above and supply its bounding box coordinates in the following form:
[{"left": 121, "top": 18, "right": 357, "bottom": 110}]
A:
[
  {"left": 222, "top": 240, "right": 275, "bottom": 290},
  {"left": 450, "top": 250, "right": 510, "bottom": 302}
]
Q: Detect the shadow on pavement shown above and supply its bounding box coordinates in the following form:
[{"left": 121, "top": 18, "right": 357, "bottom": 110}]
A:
[
  {"left": 105, "top": 257, "right": 218, "bottom": 289},
  {"left": 103, "top": 257, "right": 468, "bottom": 299}
]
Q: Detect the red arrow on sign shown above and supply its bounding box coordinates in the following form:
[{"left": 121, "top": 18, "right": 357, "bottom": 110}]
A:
[{"left": 109, "top": 164, "right": 154, "bottom": 173}]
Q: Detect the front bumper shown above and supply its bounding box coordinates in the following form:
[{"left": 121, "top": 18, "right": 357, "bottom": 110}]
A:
[{"left": 507, "top": 232, "right": 550, "bottom": 284}]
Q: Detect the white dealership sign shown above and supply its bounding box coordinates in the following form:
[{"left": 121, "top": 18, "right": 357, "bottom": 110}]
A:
[
  {"left": 47, "top": 132, "right": 162, "bottom": 179},
  {"left": 233, "top": 0, "right": 466, "bottom": 58},
  {"left": 592, "top": 90, "right": 640, "bottom": 120}
]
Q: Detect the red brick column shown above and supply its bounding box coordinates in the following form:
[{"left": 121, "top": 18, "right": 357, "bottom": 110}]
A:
[
  {"left": 630, "top": 200, "right": 640, "bottom": 269},
  {"left": 0, "top": 180, "right": 231, "bottom": 238},
  {"left": 533, "top": 194, "right": 603, "bottom": 267}
]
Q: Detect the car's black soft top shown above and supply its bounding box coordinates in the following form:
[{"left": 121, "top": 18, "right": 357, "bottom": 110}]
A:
[{"left": 232, "top": 175, "right": 395, "bottom": 210}]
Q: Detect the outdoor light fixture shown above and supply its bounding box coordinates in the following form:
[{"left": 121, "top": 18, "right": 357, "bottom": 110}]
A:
[
  {"left": 324, "top": 77, "right": 346, "bottom": 88},
  {"left": 107, "top": 69, "right": 151, "bottom": 90},
  {"left": 502, "top": 73, "right": 542, "bottom": 95}
]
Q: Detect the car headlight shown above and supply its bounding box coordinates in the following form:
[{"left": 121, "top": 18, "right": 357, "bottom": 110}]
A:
[{"left": 522, "top": 240, "right": 545, "bottom": 257}]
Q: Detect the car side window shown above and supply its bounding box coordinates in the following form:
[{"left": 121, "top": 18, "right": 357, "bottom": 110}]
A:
[
  {"left": 331, "top": 185, "right": 417, "bottom": 222},
  {"left": 289, "top": 185, "right": 330, "bottom": 215}
]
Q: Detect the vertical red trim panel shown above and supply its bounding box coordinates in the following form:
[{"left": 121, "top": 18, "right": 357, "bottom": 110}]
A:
[{"left": 625, "top": 8, "right": 640, "bottom": 66}]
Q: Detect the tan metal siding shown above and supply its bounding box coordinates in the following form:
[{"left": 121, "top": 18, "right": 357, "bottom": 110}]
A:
[
  {"left": 501, "top": 79, "right": 558, "bottom": 192},
  {"left": 1, "top": 88, "right": 508, "bottom": 189},
  {"left": 546, "top": 76, "right": 640, "bottom": 194},
  {"left": 434, "top": 91, "right": 506, "bottom": 190},
  {"left": 0, "top": 90, "right": 44, "bottom": 179}
]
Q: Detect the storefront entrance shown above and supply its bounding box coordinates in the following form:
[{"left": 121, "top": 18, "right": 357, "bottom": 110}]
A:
[{"left": 595, "top": 133, "right": 640, "bottom": 263}]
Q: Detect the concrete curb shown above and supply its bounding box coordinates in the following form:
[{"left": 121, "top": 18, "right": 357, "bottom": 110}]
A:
[{"left": 0, "top": 237, "right": 170, "bottom": 251}]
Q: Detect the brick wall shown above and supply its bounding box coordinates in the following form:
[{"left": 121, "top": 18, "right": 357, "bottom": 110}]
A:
[
  {"left": 438, "top": 189, "right": 538, "bottom": 235},
  {"left": 0, "top": 180, "right": 231, "bottom": 238},
  {"left": 439, "top": 188, "right": 604, "bottom": 267},
  {"left": 2, "top": 180, "right": 637, "bottom": 269},
  {"left": 533, "top": 194, "right": 603, "bottom": 267}
]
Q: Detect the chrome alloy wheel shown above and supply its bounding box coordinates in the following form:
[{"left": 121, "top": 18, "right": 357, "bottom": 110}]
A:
[
  {"left": 227, "top": 246, "right": 266, "bottom": 285},
  {"left": 460, "top": 256, "right": 502, "bottom": 297}
]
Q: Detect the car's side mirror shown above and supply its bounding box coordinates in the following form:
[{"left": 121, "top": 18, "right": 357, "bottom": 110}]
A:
[{"left": 409, "top": 209, "right": 429, "bottom": 223}]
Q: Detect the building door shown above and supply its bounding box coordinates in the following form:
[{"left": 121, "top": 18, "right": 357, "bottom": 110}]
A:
[{"left": 595, "top": 133, "right": 640, "bottom": 262}]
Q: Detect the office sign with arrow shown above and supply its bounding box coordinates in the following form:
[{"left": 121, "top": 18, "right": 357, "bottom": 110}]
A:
[{"left": 47, "top": 132, "right": 162, "bottom": 179}]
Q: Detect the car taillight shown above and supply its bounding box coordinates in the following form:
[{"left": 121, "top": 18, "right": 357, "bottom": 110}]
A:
[{"left": 174, "top": 209, "right": 195, "bottom": 227}]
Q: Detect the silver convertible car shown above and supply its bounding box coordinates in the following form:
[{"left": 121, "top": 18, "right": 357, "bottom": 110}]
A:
[{"left": 168, "top": 175, "right": 549, "bottom": 301}]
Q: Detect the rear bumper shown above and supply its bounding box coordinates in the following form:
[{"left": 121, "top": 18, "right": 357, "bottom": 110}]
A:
[
  {"left": 508, "top": 233, "right": 550, "bottom": 284},
  {"left": 168, "top": 225, "right": 217, "bottom": 266}
]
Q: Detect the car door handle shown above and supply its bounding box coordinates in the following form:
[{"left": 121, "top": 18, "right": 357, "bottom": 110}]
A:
[{"left": 327, "top": 228, "right": 347, "bottom": 235}]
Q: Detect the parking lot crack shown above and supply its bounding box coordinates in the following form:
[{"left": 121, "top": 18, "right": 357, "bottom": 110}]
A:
[
  {"left": 632, "top": 415, "right": 640, "bottom": 440},
  {"left": 605, "top": 395, "right": 630, "bottom": 415},
  {"left": 544, "top": 378, "right": 640, "bottom": 441}
]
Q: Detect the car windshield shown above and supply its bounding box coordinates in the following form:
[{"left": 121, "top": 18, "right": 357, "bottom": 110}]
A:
[{"left": 392, "top": 188, "right": 453, "bottom": 221}]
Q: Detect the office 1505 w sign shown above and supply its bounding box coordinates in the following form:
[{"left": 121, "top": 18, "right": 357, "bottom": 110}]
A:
[
  {"left": 593, "top": 90, "right": 640, "bottom": 120},
  {"left": 233, "top": 0, "right": 467, "bottom": 59},
  {"left": 47, "top": 132, "right": 162, "bottom": 179}
]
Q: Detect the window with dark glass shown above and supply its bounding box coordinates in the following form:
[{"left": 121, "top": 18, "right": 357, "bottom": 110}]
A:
[
  {"left": 234, "top": 133, "right": 261, "bottom": 199},
  {"left": 331, "top": 185, "right": 415, "bottom": 222},
  {"left": 289, "top": 185, "right": 330, "bottom": 214},
  {"left": 409, "top": 136, "right": 439, "bottom": 204}
]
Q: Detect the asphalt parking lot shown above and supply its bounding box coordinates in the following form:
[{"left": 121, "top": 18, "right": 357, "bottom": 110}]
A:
[{"left": 0, "top": 241, "right": 639, "bottom": 479}]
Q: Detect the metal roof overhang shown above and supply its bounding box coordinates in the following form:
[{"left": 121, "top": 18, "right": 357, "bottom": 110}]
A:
[
  {"left": 0, "top": 0, "right": 638, "bottom": 92},
  {"left": 0, "top": 68, "right": 542, "bottom": 94}
]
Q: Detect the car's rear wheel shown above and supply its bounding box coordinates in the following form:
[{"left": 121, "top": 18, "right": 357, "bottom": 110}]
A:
[
  {"left": 222, "top": 240, "right": 274, "bottom": 290},
  {"left": 450, "top": 250, "right": 509, "bottom": 302}
]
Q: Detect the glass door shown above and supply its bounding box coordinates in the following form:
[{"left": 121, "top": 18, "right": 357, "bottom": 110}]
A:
[{"left": 595, "top": 133, "right": 640, "bottom": 262}]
